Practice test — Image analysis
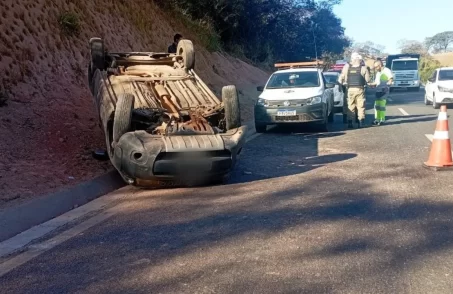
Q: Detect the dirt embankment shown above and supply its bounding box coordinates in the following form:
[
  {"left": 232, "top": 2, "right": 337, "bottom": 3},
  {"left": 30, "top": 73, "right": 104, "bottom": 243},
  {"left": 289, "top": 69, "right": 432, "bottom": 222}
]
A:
[
  {"left": 433, "top": 52, "right": 453, "bottom": 66},
  {"left": 0, "top": 0, "right": 270, "bottom": 207}
]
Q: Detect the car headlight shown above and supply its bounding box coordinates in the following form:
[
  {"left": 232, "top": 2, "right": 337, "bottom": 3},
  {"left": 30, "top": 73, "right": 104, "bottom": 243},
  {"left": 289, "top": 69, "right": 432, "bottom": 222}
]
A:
[
  {"left": 414, "top": 80, "right": 419, "bottom": 84},
  {"left": 256, "top": 98, "right": 268, "bottom": 106},
  {"left": 439, "top": 86, "right": 451, "bottom": 93},
  {"left": 307, "top": 96, "right": 322, "bottom": 105}
]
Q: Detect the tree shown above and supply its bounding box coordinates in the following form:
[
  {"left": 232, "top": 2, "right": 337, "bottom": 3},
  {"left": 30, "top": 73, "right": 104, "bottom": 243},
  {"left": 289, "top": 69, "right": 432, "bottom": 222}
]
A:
[
  {"left": 155, "top": 0, "right": 350, "bottom": 64},
  {"left": 425, "top": 31, "right": 453, "bottom": 53},
  {"left": 419, "top": 56, "right": 441, "bottom": 83},
  {"left": 397, "top": 39, "right": 428, "bottom": 55},
  {"left": 346, "top": 41, "right": 386, "bottom": 59}
]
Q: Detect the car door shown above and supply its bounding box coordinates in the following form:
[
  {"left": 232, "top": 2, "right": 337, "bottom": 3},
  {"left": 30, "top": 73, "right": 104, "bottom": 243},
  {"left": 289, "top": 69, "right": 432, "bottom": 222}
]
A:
[
  {"left": 426, "top": 70, "right": 437, "bottom": 100},
  {"left": 321, "top": 73, "right": 333, "bottom": 114},
  {"left": 432, "top": 70, "right": 439, "bottom": 99}
]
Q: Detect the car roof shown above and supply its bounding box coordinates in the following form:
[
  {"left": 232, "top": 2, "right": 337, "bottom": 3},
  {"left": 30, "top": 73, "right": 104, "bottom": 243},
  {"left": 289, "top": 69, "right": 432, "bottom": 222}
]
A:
[
  {"left": 439, "top": 67, "right": 453, "bottom": 71},
  {"left": 272, "top": 68, "right": 320, "bottom": 74}
]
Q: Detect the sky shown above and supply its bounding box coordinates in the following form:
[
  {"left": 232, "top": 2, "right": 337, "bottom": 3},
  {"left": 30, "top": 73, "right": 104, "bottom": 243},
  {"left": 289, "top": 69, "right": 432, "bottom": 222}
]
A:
[{"left": 333, "top": 0, "right": 452, "bottom": 54}]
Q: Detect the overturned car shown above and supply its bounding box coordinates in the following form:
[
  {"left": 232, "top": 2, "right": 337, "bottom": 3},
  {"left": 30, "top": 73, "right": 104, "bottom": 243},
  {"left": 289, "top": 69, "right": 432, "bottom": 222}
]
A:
[{"left": 87, "top": 38, "right": 246, "bottom": 186}]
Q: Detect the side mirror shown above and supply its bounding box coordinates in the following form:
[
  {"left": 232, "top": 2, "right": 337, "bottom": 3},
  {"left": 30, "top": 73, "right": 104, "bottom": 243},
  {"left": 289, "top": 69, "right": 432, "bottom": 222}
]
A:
[
  {"left": 257, "top": 86, "right": 264, "bottom": 92},
  {"left": 326, "top": 83, "right": 335, "bottom": 89}
]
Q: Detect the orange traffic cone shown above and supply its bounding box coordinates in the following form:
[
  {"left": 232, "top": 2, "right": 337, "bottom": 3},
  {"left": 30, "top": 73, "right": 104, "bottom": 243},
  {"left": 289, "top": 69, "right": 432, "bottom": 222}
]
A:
[{"left": 424, "top": 105, "right": 453, "bottom": 170}]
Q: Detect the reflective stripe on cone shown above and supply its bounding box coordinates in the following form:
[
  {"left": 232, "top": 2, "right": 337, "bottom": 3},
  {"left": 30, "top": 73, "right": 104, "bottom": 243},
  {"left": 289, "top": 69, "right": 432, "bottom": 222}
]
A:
[{"left": 424, "top": 105, "right": 453, "bottom": 169}]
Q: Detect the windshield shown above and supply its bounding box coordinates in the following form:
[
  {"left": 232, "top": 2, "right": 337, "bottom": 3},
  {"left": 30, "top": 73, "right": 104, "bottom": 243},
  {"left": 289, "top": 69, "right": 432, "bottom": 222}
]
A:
[
  {"left": 439, "top": 70, "right": 453, "bottom": 81},
  {"left": 266, "top": 71, "right": 320, "bottom": 89},
  {"left": 323, "top": 74, "right": 339, "bottom": 84},
  {"left": 392, "top": 60, "right": 418, "bottom": 71}
]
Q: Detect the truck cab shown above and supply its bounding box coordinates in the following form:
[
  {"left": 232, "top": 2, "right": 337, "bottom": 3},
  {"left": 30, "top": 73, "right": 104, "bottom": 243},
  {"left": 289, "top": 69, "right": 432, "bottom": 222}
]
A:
[{"left": 386, "top": 54, "right": 421, "bottom": 92}]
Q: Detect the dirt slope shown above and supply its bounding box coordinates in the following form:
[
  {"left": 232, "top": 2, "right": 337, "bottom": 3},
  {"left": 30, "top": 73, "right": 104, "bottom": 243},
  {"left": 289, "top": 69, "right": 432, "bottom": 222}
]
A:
[
  {"left": 0, "top": 0, "right": 270, "bottom": 207},
  {"left": 433, "top": 52, "right": 453, "bottom": 66}
]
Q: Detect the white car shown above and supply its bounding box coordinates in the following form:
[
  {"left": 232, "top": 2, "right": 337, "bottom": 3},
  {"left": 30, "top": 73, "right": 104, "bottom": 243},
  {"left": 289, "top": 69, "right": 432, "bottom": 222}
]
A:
[
  {"left": 322, "top": 71, "right": 344, "bottom": 113},
  {"left": 425, "top": 67, "right": 453, "bottom": 109},
  {"left": 254, "top": 67, "right": 335, "bottom": 132}
]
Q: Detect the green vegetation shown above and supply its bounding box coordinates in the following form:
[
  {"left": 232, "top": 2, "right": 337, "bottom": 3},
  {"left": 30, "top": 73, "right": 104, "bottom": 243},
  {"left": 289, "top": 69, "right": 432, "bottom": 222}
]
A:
[
  {"left": 58, "top": 11, "right": 81, "bottom": 37},
  {"left": 154, "top": 0, "right": 349, "bottom": 64},
  {"left": 397, "top": 35, "right": 451, "bottom": 83},
  {"left": 419, "top": 57, "right": 441, "bottom": 83}
]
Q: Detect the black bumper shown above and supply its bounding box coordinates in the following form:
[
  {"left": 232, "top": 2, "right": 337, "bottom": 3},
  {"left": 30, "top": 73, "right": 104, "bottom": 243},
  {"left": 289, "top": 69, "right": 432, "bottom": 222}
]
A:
[
  {"left": 111, "top": 127, "right": 246, "bottom": 186},
  {"left": 254, "top": 103, "right": 326, "bottom": 124}
]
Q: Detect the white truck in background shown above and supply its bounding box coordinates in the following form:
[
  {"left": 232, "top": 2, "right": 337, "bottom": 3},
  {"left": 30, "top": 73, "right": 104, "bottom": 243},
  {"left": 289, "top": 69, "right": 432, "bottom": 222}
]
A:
[{"left": 386, "top": 54, "right": 421, "bottom": 92}]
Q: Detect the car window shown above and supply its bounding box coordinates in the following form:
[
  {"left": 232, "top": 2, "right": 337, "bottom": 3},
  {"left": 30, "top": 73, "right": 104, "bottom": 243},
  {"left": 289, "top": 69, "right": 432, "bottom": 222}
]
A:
[
  {"left": 392, "top": 60, "right": 418, "bottom": 71},
  {"left": 323, "top": 74, "right": 339, "bottom": 84},
  {"left": 266, "top": 71, "right": 320, "bottom": 89},
  {"left": 431, "top": 70, "right": 438, "bottom": 81},
  {"left": 439, "top": 70, "right": 453, "bottom": 81}
]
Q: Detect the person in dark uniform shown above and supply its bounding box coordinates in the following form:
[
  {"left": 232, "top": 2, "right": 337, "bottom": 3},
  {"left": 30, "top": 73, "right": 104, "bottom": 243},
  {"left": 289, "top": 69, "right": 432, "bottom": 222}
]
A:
[
  {"left": 339, "top": 53, "right": 371, "bottom": 128},
  {"left": 168, "top": 34, "right": 183, "bottom": 53}
]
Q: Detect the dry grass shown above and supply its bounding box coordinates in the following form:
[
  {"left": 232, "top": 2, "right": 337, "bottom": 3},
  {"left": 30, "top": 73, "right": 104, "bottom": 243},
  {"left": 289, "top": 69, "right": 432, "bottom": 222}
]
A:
[
  {"left": 433, "top": 52, "right": 453, "bottom": 67},
  {"left": 0, "top": 0, "right": 270, "bottom": 205},
  {"left": 58, "top": 11, "right": 81, "bottom": 37}
]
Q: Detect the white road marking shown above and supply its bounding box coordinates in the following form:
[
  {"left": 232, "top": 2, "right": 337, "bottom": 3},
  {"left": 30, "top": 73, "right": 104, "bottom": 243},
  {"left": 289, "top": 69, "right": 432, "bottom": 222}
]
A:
[
  {"left": 0, "top": 126, "right": 264, "bottom": 260},
  {"left": 0, "top": 187, "right": 130, "bottom": 259},
  {"left": 398, "top": 108, "right": 409, "bottom": 116},
  {"left": 0, "top": 211, "right": 115, "bottom": 278},
  {"left": 0, "top": 123, "right": 267, "bottom": 275}
]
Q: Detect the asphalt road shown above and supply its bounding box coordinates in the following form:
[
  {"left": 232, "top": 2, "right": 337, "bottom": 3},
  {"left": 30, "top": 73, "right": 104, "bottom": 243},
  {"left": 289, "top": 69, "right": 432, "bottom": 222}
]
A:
[{"left": 3, "top": 88, "right": 453, "bottom": 294}]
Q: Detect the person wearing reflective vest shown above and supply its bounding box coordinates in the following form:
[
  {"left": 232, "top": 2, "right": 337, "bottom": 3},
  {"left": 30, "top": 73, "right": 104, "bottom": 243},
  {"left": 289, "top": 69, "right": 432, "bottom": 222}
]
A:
[
  {"left": 369, "top": 60, "right": 393, "bottom": 126},
  {"left": 339, "top": 53, "right": 371, "bottom": 128}
]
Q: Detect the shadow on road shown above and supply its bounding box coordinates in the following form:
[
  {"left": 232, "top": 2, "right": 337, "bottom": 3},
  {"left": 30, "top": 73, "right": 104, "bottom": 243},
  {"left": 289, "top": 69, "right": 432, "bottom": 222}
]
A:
[
  {"left": 5, "top": 173, "right": 453, "bottom": 293},
  {"left": 230, "top": 129, "right": 355, "bottom": 184}
]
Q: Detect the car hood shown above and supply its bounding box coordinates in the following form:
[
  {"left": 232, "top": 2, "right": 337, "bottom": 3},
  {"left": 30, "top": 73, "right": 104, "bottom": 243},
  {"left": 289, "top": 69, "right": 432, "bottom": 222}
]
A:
[
  {"left": 438, "top": 81, "right": 453, "bottom": 88},
  {"left": 259, "top": 87, "right": 324, "bottom": 100}
]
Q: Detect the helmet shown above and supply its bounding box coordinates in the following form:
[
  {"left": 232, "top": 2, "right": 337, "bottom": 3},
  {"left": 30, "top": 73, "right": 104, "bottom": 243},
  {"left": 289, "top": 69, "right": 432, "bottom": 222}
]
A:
[{"left": 351, "top": 52, "right": 362, "bottom": 61}]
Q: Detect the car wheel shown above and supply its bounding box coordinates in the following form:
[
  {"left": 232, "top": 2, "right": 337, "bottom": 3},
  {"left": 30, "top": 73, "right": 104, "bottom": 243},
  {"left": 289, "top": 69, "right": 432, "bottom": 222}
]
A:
[
  {"left": 177, "top": 39, "right": 195, "bottom": 71},
  {"left": 222, "top": 85, "right": 241, "bottom": 130},
  {"left": 317, "top": 109, "right": 328, "bottom": 132},
  {"left": 424, "top": 94, "right": 431, "bottom": 105},
  {"left": 255, "top": 123, "right": 266, "bottom": 133},
  {"left": 113, "top": 93, "right": 134, "bottom": 143},
  {"left": 327, "top": 108, "right": 335, "bottom": 123},
  {"left": 89, "top": 37, "right": 105, "bottom": 71},
  {"left": 433, "top": 94, "right": 439, "bottom": 109}
]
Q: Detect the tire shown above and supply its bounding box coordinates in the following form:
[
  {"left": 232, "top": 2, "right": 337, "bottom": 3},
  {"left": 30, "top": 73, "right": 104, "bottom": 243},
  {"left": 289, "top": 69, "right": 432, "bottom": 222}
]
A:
[
  {"left": 389, "top": 88, "right": 394, "bottom": 93},
  {"left": 87, "top": 62, "right": 94, "bottom": 94},
  {"left": 113, "top": 93, "right": 134, "bottom": 143},
  {"left": 327, "top": 108, "right": 334, "bottom": 123},
  {"left": 177, "top": 39, "right": 195, "bottom": 71},
  {"left": 424, "top": 94, "right": 431, "bottom": 105},
  {"left": 89, "top": 37, "right": 105, "bottom": 71},
  {"left": 433, "top": 94, "right": 439, "bottom": 109},
  {"left": 317, "top": 121, "right": 328, "bottom": 132},
  {"left": 255, "top": 123, "right": 266, "bottom": 133},
  {"left": 222, "top": 85, "right": 241, "bottom": 130},
  {"left": 317, "top": 109, "right": 328, "bottom": 132}
]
